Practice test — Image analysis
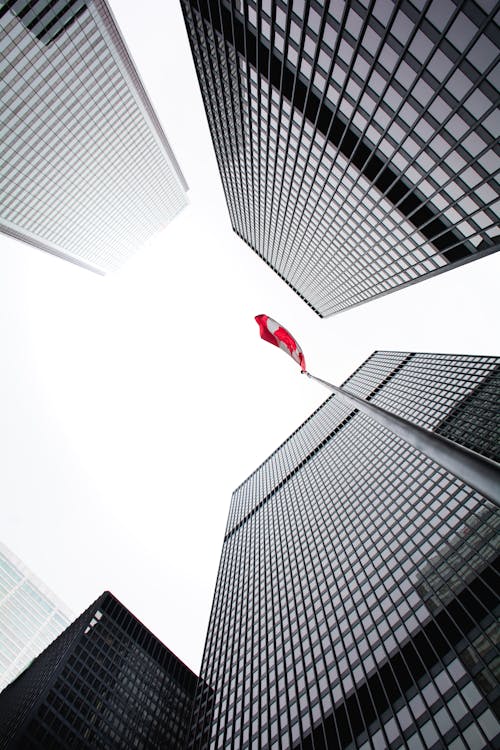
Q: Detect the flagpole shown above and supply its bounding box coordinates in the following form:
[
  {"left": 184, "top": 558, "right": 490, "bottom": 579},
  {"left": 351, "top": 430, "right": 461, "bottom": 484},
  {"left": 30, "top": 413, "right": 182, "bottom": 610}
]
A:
[{"left": 303, "top": 371, "right": 500, "bottom": 509}]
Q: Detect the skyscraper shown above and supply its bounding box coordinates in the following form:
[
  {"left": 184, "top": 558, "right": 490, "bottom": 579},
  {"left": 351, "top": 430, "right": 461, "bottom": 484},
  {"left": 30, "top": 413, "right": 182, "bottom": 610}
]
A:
[
  {"left": 1, "top": 0, "right": 188, "bottom": 273},
  {"left": 189, "top": 351, "right": 500, "bottom": 749},
  {"left": 180, "top": 1, "right": 499, "bottom": 315},
  {"left": 0, "top": 541, "right": 72, "bottom": 692},
  {"left": 0, "top": 591, "right": 198, "bottom": 749}
]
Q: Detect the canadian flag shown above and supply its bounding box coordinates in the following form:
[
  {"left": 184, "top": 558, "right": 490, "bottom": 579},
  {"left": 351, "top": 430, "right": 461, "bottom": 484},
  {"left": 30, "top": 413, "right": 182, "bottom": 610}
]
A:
[{"left": 255, "top": 314, "right": 306, "bottom": 372}]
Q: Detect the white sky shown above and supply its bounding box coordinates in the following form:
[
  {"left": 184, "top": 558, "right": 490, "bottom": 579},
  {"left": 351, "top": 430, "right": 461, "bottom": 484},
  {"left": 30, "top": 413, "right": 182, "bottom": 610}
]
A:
[{"left": 1, "top": 0, "right": 499, "bottom": 674}]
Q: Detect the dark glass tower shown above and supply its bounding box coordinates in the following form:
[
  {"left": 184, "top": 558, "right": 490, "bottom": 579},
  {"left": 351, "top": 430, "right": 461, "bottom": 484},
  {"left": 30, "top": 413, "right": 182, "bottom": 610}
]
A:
[
  {"left": 189, "top": 351, "right": 500, "bottom": 749},
  {"left": 180, "top": 1, "right": 499, "bottom": 316},
  {"left": 0, "top": 591, "right": 197, "bottom": 749},
  {"left": 0, "top": 0, "right": 187, "bottom": 273}
]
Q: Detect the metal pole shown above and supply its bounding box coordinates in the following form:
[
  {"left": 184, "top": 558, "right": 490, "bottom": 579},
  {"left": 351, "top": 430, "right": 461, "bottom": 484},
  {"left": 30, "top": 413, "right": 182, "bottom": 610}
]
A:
[{"left": 303, "top": 371, "right": 500, "bottom": 509}]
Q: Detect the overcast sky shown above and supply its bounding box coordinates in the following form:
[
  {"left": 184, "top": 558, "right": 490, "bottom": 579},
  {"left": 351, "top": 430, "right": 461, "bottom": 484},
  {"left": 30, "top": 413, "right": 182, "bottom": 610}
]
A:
[{"left": 1, "top": 0, "right": 499, "bottom": 674}]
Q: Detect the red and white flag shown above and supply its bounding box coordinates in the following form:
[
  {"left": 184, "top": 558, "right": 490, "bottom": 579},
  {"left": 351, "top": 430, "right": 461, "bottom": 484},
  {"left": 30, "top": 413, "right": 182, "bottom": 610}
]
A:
[{"left": 255, "top": 314, "right": 306, "bottom": 372}]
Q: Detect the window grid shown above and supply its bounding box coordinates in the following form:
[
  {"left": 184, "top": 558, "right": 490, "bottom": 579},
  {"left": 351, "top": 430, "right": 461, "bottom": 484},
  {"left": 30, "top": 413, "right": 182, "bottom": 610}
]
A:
[
  {"left": 0, "top": 0, "right": 187, "bottom": 272},
  {"left": 0, "top": 592, "right": 198, "bottom": 750},
  {"left": 181, "top": 0, "right": 499, "bottom": 315},
  {"left": 189, "top": 351, "right": 500, "bottom": 749},
  {"left": 0, "top": 543, "right": 72, "bottom": 692}
]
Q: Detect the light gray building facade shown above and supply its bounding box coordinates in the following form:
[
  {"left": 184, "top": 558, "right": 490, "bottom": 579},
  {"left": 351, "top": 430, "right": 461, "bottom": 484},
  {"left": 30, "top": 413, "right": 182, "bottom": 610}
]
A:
[
  {"left": 1, "top": 0, "right": 187, "bottom": 273},
  {"left": 0, "top": 541, "right": 72, "bottom": 692}
]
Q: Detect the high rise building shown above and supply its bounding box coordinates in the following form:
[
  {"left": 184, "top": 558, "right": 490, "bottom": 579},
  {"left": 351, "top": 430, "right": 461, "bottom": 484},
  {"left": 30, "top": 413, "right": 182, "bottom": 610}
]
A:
[
  {"left": 188, "top": 351, "right": 500, "bottom": 749},
  {"left": 0, "top": 541, "right": 72, "bottom": 692},
  {"left": 0, "top": 591, "right": 198, "bottom": 750},
  {"left": 180, "top": 1, "right": 499, "bottom": 316},
  {"left": 1, "top": 0, "right": 187, "bottom": 273}
]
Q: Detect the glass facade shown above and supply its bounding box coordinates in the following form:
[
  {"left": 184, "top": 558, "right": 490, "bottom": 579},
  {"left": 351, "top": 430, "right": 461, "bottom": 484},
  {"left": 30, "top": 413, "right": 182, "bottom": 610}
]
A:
[
  {"left": 189, "top": 351, "right": 500, "bottom": 749},
  {"left": 0, "top": 591, "right": 198, "bottom": 749},
  {"left": 181, "top": 0, "right": 499, "bottom": 316},
  {"left": 0, "top": 541, "right": 72, "bottom": 693},
  {"left": 0, "top": 0, "right": 188, "bottom": 273}
]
